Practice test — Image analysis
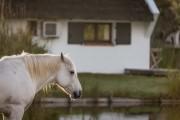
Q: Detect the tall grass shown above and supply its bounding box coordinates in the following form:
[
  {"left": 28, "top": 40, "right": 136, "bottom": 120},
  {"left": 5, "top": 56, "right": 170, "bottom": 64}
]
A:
[
  {"left": 0, "top": 20, "right": 46, "bottom": 57},
  {"left": 167, "top": 71, "right": 180, "bottom": 99},
  {"left": 160, "top": 47, "right": 180, "bottom": 98},
  {"left": 160, "top": 47, "right": 180, "bottom": 69}
]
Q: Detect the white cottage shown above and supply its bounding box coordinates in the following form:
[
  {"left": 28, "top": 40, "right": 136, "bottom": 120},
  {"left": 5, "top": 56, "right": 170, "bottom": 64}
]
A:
[{"left": 1, "top": 0, "right": 159, "bottom": 73}]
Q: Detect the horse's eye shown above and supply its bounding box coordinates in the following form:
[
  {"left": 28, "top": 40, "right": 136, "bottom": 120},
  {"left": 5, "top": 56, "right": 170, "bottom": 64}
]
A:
[{"left": 70, "top": 70, "right": 74, "bottom": 75}]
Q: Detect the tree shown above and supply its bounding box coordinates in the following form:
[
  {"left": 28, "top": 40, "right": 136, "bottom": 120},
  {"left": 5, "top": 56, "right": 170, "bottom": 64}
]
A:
[
  {"left": 171, "top": 0, "right": 180, "bottom": 25},
  {"left": 152, "top": 0, "right": 179, "bottom": 47}
]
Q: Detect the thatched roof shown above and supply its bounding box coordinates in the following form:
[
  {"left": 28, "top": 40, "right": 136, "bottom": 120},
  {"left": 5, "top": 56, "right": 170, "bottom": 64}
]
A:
[{"left": 0, "top": 0, "right": 153, "bottom": 21}]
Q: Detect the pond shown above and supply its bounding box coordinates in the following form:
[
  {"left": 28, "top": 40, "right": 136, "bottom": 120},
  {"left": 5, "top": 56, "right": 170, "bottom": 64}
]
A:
[
  {"left": 21, "top": 104, "right": 180, "bottom": 120},
  {"left": 1, "top": 104, "right": 180, "bottom": 120}
]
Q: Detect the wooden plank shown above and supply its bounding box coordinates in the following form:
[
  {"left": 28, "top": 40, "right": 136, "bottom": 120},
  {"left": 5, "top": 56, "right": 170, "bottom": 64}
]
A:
[
  {"left": 125, "top": 68, "right": 177, "bottom": 76},
  {"left": 150, "top": 48, "right": 162, "bottom": 69}
]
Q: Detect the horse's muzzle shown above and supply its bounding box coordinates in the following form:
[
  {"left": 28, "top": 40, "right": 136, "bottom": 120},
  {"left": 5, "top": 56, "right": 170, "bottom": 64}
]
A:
[{"left": 73, "top": 91, "right": 81, "bottom": 99}]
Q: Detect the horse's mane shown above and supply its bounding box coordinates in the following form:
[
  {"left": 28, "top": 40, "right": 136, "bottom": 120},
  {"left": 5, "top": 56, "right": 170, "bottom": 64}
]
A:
[
  {"left": 22, "top": 53, "right": 61, "bottom": 81},
  {"left": 1, "top": 52, "right": 73, "bottom": 81}
]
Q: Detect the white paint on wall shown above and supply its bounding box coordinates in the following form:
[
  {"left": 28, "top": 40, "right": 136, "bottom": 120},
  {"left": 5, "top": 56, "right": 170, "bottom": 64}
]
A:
[
  {"left": 7, "top": 19, "right": 152, "bottom": 73},
  {"left": 4, "top": 0, "right": 160, "bottom": 74},
  {"left": 32, "top": 20, "right": 151, "bottom": 73}
]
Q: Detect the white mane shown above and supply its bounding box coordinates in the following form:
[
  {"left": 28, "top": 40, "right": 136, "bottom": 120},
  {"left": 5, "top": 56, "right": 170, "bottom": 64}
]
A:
[
  {"left": 0, "top": 52, "right": 74, "bottom": 81},
  {"left": 23, "top": 54, "right": 61, "bottom": 81}
]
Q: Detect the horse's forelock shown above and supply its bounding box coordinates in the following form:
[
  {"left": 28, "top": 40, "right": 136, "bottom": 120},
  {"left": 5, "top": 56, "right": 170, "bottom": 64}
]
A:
[{"left": 63, "top": 54, "right": 76, "bottom": 71}]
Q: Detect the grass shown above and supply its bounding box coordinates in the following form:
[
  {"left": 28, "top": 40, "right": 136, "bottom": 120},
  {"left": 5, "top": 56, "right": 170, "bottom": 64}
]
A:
[
  {"left": 167, "top": 71, "right": 180, "bottom": 99},
  {"left": 37, "top": 74, "right": 170, "bottom": 99},
  {"left": 80, "top": 74, "right": 169, "bottom": 98}
]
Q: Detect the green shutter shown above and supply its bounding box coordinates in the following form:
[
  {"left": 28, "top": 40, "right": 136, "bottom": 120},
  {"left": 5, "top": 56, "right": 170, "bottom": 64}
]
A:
[
  {"left": 68, "top": 22, "right": 84, "bottom": 44},
  {"left": 116, "top": 23, "right": 131, "bottom": 45}
]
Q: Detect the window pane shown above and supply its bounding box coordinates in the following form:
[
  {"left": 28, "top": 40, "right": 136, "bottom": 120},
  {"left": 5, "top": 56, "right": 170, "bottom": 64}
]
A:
[
  {"left": 84, "top": 24, "right": 95, "bottom": 41},
  {"left": 97, "top": 24, "right": 110, "bottom": 41},
  {"left": 45, "top": 23, "right": 56, "bottom": 35}
]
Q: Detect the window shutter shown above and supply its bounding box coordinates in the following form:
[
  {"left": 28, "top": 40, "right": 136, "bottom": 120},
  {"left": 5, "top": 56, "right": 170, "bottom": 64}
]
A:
[
  {"left": 116, "top": 23, "right": 131, "bottom": 45},
  {"left": 68, "top": 22, "right": 84, "bottom": 44},
  {"left": 28, "top": 21, "right": 37, "bottom": 36}
]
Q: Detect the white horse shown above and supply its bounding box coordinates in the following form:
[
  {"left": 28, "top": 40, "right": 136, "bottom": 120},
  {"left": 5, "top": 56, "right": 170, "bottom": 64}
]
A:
[{"left": 0, "top": 53, "right": 82, "bottom": 120}]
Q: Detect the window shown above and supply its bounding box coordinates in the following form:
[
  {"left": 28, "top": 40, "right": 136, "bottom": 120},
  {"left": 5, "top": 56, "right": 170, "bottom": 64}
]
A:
[
  {"left": 28, "top": 21, "right": 37, "bottom": 36},
  {"left": 84, "top": 24, "right": 95, "bottom": 41},
  {"left": 43, "top": 22, "right": 57, "bottom": 38},
  {"left": 68, "top": 22, "right": 131, "bottom": 45},
  {"left": 116, "top": 23, "right": 131, "bottom": 45},
  {"left": 97, "top": 24, "right": 111, "bottom": 41},
  {"left": 84, "top": 23, "right": 111, "bottom": 44}
]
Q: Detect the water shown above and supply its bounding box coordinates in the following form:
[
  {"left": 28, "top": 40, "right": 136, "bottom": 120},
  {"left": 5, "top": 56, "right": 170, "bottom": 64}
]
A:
[{"left": 20, "top": 104, "right": 180, "bottom": 120}]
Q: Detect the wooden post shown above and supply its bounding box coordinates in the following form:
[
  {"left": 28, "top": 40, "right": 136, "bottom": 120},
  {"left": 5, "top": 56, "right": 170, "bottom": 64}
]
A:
[{"left": 150, "top": 48, "right": 162, "bottom": 69}]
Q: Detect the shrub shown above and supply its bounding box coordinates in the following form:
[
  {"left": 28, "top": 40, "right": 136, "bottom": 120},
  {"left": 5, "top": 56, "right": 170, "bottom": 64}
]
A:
[
  {"left": 160, "top": 48, "right": 180, "bottom": 69},
  {"left": 0, "top": 20, "right": 46, "bottom": 57}
]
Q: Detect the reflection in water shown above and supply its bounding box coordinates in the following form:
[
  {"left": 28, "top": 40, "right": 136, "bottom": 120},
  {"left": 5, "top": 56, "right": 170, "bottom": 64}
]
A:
[
  {"left": 0, "top": 104, "right": 178, "bottom": 120},
  {"left": 59, "top": 113, "right": 149, "bottom": 120},
  {"left": 160, "top": 106, "right": 180, "bottom": 120},
  {"left": 22, "top": 104, "right": 157, "bottom": 120}
]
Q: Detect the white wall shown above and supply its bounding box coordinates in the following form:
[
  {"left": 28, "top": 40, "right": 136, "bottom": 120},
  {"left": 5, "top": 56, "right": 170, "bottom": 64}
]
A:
[
  {"left": 3, "top": 0, "right": 160, "bottom": 74},
  {"left": 7, "top": 19, "right": 151, "bottom": 73},
  {"left": 32, "top": 20, "right": 151, "bottom": 73}
]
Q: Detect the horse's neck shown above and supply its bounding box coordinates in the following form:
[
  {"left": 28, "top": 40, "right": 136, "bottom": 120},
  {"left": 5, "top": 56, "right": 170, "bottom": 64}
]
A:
[
  {"left": 34, "top": 73, "right": 55, "bottom": 93},
  {"left": 23, "top": 55, "right": 60, "bottom": 93}
]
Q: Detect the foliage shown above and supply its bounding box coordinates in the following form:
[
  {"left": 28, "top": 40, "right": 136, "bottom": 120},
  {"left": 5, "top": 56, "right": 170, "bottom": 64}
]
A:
[
  {"left": 0, "top": 21, "right": 46, "bottom": 57},
  {"left": 160, "top": 48, "right": 180, "bottom": 69},
  {"left": 170, "top": 0, "right": 180, "bottom": 25},
  {"left": 152, "top": 0, "right": 180, "bottom": 47},
  {"left": 159, "top": 48, "right": 180, "bottom": 99}
]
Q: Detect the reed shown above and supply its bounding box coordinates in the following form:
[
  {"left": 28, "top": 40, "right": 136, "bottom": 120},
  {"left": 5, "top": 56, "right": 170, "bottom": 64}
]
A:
[
  {"left": 0, "top": 20, "right": 46, "bottom": 57},
  {"left": 167, "top": 71, "right": 180, "bottom": 99}
]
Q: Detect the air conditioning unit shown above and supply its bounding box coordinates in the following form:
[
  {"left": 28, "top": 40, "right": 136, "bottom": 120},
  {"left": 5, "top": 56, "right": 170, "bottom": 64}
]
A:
[{"left": 43, "top": 21, "right": 58, "bottom": 38}]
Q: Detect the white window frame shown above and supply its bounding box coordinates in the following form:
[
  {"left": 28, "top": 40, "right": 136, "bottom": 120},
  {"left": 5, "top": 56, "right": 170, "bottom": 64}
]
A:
[{"left": 43, "top": 21, "right": 58, "bottom": 38}]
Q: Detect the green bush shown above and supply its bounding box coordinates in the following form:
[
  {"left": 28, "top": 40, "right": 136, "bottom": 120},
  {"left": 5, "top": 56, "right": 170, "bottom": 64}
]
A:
[
  {"left": 160, "top": 48, "right": 180, "bottom": 69},
  {"left": 0, "top": 21, "right": 46, "bottom": 57},
  {"left": 160, "top": 48, "right": 180, "bottom": 98}
]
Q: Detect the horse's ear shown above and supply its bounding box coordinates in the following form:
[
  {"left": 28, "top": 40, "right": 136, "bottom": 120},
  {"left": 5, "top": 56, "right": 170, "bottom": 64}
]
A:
[{"left": 61, "top": 52, "right": 64, "bottom": 62}]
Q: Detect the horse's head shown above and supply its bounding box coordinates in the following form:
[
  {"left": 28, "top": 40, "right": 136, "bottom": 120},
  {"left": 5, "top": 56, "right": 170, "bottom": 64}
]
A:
[{"left": 56, "top": 53, "right": 82, "bottom": 99}]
